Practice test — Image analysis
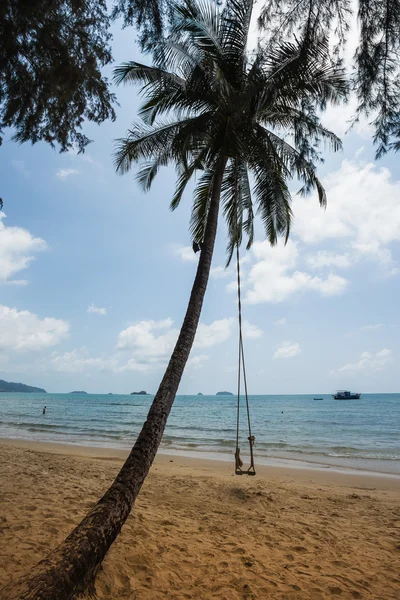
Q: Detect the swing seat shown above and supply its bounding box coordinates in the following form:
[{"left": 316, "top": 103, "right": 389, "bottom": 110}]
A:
[
  {"left": 234, "top": 445, "right": 255, "bottom": 476},
  {"left": 235, "top": 466, "right": 256, "bottom": 476}
]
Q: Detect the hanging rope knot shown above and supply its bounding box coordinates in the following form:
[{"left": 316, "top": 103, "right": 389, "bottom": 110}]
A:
[
  {"left": 248, "top": 435, "right": 255, "bottom": 447},
  {"left": 235, "top": 447, "right": 243, "bottom": 469}
]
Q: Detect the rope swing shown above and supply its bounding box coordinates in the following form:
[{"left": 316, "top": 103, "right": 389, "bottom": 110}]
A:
[{"left": 234, "top": 239, "right": 256, "bottom": 476}]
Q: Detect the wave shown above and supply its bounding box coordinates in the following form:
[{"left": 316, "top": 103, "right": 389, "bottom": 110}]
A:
[
  {"left": 166, "top": 424, "right": 235, "bottom": 434},
  {"left": 105, "top": 403, "right": 141, "bottom": 406},
  {"left": 25, "top": 429, "right": 124, "bottom": 441}
]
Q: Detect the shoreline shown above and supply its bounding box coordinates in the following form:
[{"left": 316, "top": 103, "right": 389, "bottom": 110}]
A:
[{"left": 1, "top": 437, "right": 400, "bottom": 490}]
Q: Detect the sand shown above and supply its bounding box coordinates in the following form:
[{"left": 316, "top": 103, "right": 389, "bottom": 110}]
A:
[{"left": 0, "top": 440, "right": 399, "bottom": 600}]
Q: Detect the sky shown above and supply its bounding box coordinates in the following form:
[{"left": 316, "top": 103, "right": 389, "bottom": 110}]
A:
[{"left": 0, "top": 17, "right": 399, "bottom": 395}]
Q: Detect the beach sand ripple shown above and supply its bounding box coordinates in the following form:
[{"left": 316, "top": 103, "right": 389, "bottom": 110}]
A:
[{"left": 0, "top": 442, "right": 399, "bottom": 599}]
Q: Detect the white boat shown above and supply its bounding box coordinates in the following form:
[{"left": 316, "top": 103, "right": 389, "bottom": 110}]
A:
[{"left": 333, "top": 390, "right": 361, "bottom": 400}]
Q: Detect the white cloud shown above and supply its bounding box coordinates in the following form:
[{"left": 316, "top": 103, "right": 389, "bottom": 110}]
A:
[
  {"left": 320, "top": 95, "right": 373, "bottom": 139},
  {"left": 335, "top": 348, "right": 392, "bottom": 373},
  {"left": 275, "top": 318, "right": 287, "bottom": 326},
  {"left": 210, "top": 265, "right": 230, "bottom": 279},
  {"left": 0, "top": 305, "right": 69, "bottom": 352},
  {"left": 117, "top": 318, "right": 175, "bottom": 352},
  {"left": 293, "top": 158, "right": 400, "bottom": 271},
  {"left": 87, "top": 303, "right": 107, "bottom": 316},
  {"left": 56, "top": 168, "right": 79, "bottom": 181},
  {"left": 0, "top": 214, "right": 47, "bottom": 284},
  {"left": 116, "top": 316, "right": 260, "bottom": 371},
  {"left": 194, "top": 318, "right": 235, "bottom": 348},
  {"left": 211, "top": 256, "right": 249, "bottom": 280},
  {"left": 117, "top": 357, "right": 157, "bottom": 372},
  {"left": 4, "top": 279, "right": 28, "bottom": 286},
  {"left": 117, "top": 318, "right": 178, "bottom": 372},
  {"left": 273, "top": 341, "right": 301, "bottom": 359},
  {"left": 188, "top": 354, "right": 210, "bottom": 368},
  {"left": 174, "top": 245, "right": 197, "bottom": 262},
  {"left": 51, "top": 348, "right": 116, "bottom": 373},
  {"left": 245, "top": 240, "right": 348, "bottom": 304},
  {"left": 360, "top": 324, "right": 383, "bottom": 331},
  {"left": 307, "top": 251, "right": 352, "bottom": 270},
  {"left": 242, "top": 320, "right": 263, "bottom": 339}
]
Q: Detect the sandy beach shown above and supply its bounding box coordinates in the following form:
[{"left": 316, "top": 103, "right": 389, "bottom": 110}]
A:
[{"left": 0, "top": 440, "right": 399, "bottom": 599}]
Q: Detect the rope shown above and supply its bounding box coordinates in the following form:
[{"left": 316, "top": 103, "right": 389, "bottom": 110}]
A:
[{"left": 234, "top": 221, "right": 256, "bottom": 476}]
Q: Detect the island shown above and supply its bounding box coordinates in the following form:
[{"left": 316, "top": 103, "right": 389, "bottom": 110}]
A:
[
  {"left": 216, "top": 391, "right": 234, "bottom": 396},
  {"left": 131, "top": 390, "right": 149, "bottom": 395},
  {"left": 197, "top": 393, "right": 203, "bottom": 396},
  {"left": 70, "top": 391, "right": 88, "bottom": 394},
  {"left": 0, "top": 379, "right": 46, "bottom": 393}
]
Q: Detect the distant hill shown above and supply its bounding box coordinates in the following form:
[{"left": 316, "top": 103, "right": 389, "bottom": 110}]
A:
[
  {"left": 70, "top": 391, "right": 88, "bottom": 394},
  {"left": 0, "top": 379, "right": 46, "bottom": 393},
  {"left": 216, "top": 391, "right": 233, "bottom": 396},
  {"left": 131, "top": 390, "right": 149, "bottom": 395}
]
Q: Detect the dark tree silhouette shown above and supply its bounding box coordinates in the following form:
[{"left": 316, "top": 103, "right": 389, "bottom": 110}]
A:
[
  {"left": 259, "top": 0, "right": 400, "bottom": 156},
  {"left": 1, "top": 1, "right": 399, "bottom": 155},
  {"left": 0, "top": 0, "right": 116, "bottom": 152}
]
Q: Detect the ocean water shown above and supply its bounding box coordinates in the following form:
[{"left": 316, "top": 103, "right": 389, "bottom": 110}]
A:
[{"left": 0, "top": 392, "right": 399, "bottom": 475}]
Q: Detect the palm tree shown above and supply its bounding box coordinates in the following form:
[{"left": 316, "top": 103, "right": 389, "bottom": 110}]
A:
[{"left": 2, "top": 1, "right": 347, "bottom": 598}]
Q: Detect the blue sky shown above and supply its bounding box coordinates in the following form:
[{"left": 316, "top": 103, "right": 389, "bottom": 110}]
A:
[{"left": 0, "top": 22, "right": 399, "bottom": 394}]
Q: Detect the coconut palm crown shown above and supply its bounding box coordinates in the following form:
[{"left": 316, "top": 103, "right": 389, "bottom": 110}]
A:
[{"left": 114, "top": 0, "right": 347, "bottom": 263}]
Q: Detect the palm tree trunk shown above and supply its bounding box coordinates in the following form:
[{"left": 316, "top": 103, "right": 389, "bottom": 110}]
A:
[{"left": 1, "top": 159, "right": 227, "bottom": 600}]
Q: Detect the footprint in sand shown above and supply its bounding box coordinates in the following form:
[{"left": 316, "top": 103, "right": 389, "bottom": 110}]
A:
[
  {"left": 285, "top": 553, "right": 294, "bottom": 561},
  {"left": 218, "top": 561, "right": 229, "bottom": 569},
  {"left": 328, "top": 585, "right": 343, "bottom": 595}
]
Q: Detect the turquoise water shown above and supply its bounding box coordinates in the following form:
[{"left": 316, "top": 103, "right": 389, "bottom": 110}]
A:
[{"left": 0, "top": 392, "right": 399, "bottom": 474}]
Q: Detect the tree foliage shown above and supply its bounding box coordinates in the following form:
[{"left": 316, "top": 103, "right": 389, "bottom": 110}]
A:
[
  {"left": 114, "top": 0, "right": 347, "bottom": 261},
  {"left": 112, "top": 0, "right": 174, "bottom": 52},
  {"left": 259, "top": 0, "right": 400, "bottom": 157},
  {"left": 1, "top": 1, "right": 398, "bottom": 158},
  {"left": 0, "top": 0, "right": 116, "bottom": 152}
]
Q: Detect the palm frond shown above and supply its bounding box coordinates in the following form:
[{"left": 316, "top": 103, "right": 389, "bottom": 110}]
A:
[
  {"left": 222, "top": 0, "right": 254, "bottom": 64},
  {"left": 136, "top": 152, "right": 170, "bottom": 191},
  {"left": 170, "top": 147, "right": 210, "bottom": 210},
  {"left": 260, "top": 106, "right": 342, "bottom": 154},
  {"left": 254, "top": 124, "right": 327, "bottom": 208},
  {"left": 265, "top": 33, "right": 349, "bottom": 108},
  {"left": 113, "top": 62, "right": 185, "bottom": 88},
  {"left": 114, "top": 119, "right": 192, "bottom": 174},
  {"left": 221, "top": 159, "right": 254, "bottom": 265},
  {"left": 173, "top": 0, "right": 224, "bottom": 60},
  {"left": 189, "top": 167, "right": 216, "bottom": 244}
]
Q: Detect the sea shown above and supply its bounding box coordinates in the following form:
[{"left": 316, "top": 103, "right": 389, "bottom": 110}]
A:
[{"left": 0, "top": 392, "right": 399, "bottom": 475}]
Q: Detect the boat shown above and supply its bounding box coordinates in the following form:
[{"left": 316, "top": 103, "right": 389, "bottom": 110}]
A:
[
  {"left": 313, "top": 397, "right": 323, "bottom": 401},
  {"left": 333, "top": 390, "right": 361, "bottom": 400}
]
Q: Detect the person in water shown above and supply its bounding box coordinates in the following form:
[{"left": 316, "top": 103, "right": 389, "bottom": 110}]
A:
[{"left": 42, "top": 406, "right": 46, "bottom": 415}]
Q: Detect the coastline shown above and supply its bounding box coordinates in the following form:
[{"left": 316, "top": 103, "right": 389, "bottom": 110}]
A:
[
  {"left": 1, "top": 391, "right": 399, "bottom": 477},
  {"left": 1, "top": 439, "right": 399, "bottom": 599},
  {"left": 1, "top": 437, "right": 400, "bottom": 489}
]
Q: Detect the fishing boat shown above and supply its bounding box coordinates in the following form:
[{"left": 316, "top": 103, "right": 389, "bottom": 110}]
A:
[
  {"left": 333, "top": 390, "right": 361, "bottom": 400},
  {"left": 313, "top": 397, "right": 323, "bottom": 400}
]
